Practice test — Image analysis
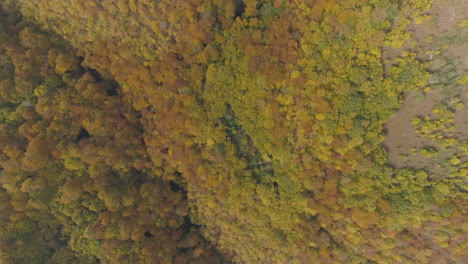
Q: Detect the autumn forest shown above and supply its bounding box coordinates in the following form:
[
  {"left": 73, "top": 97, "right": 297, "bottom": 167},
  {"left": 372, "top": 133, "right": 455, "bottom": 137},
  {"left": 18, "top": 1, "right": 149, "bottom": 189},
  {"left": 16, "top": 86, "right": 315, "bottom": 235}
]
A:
[{"left": 0, "top": 0, "right": 466, "bottom": 263}]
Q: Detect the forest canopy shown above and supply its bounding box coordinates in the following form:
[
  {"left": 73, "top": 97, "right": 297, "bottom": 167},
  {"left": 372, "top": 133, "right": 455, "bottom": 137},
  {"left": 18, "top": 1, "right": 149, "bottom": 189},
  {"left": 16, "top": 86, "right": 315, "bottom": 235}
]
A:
[{"left": 0, "top": 0, "right": 466, "bottom": 263}]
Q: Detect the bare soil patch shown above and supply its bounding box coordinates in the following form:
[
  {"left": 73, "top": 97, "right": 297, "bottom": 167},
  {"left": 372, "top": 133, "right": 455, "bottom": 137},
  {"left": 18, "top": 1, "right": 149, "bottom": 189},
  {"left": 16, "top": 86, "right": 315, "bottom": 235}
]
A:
[{"left": 383, "top": 0, "right": 468, "bottom": 176}]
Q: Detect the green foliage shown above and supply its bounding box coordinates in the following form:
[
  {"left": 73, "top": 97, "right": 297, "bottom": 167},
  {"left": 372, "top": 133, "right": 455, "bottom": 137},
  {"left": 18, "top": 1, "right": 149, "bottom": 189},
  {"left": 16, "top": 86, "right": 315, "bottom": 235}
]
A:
[{"left": 0, "top": 0, "right": 465, "bottom": 263}]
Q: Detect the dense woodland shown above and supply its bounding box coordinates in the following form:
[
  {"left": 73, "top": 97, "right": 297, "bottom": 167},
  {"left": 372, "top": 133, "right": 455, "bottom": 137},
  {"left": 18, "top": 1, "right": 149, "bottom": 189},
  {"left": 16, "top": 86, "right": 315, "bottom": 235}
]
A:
[{"left": 0, "top": 0, "right": 466, "bottom": 263}]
